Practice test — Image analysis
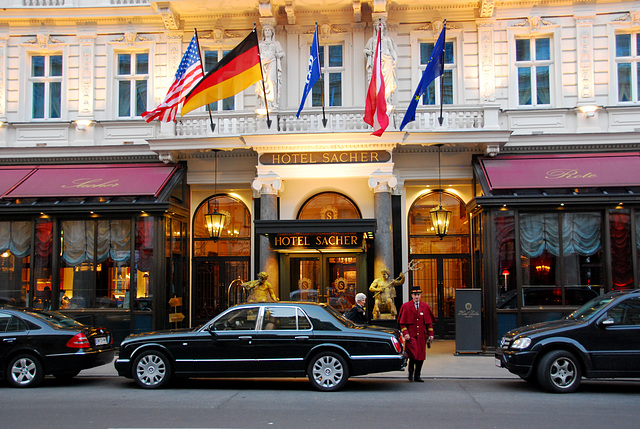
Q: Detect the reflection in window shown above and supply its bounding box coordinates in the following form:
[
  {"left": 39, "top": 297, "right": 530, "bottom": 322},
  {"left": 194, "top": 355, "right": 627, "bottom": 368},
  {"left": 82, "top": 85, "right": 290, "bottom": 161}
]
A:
[
  {"left": 615, "top": 33, "right": 640, "bottom": 102},
  {"left": 193, "top": 195, "right": 251, "bottom": 257},
  {"left": 213, "top": 307, "right": 258, "bottom": 330},
  {"left": 515, "top": 37, "right": 551, "bottom": 105},
  {"left": 298, "top": 192, "right": 360, "bottom": 220}
]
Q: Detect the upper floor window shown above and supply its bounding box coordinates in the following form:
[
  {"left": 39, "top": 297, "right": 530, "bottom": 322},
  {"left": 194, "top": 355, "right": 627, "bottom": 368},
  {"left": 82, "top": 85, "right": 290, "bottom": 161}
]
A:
[
  {"left": 515, "top": 37, "right": 551, "bottom": 106},
  {"left": 615, "top": 33, "right": 640, "bottom": 102},
  {"left": 204, "top": 49, "right": 235, "bottom": 111},
  {"left": 31, "top": 54, "right": 62, "bottom": 119},
  {"left": 116, "top": 52, "right": 148, "bottom": 117},
  {"left": 311, "top": 44, "right": 343, "bottom": 107},
  {"left": 420, "top": 41, "right": 454, "bottom": 105}
]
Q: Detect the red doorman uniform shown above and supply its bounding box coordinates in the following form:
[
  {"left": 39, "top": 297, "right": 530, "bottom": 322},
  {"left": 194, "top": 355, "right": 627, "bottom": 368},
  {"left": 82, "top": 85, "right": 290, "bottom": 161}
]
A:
[{"left": 398, "top": 285, "right": 435, "bottom": 382}]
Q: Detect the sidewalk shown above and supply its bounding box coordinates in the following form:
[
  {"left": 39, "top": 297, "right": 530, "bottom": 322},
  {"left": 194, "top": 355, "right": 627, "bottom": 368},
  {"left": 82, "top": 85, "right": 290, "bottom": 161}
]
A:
[{"left": 78, "top": 340, "right": 517, "bottom": 380}]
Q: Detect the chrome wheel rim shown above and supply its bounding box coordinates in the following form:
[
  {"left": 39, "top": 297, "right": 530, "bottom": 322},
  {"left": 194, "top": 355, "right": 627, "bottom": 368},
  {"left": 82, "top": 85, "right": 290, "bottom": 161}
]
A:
[
  {"left": 136, "top": 354, "right": 167, "bottom": 387},
  {"left": 549, "top": 357, "right": 576, "bottom": 388},
  {"left": 11, "top": 357, "right": 37, "bottom": 386},
  {"left": 312, "top": 355, "right": 344, "bottom": 389}
]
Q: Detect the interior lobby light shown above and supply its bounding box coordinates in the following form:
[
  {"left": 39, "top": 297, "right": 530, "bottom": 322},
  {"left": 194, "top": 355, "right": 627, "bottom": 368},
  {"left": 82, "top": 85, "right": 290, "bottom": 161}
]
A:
[
  {"left": 205, "top": 150, "right": 228, "bottom": 241},
  {"left": 430, "top": 144, "right": 452, "bottom": 240}
]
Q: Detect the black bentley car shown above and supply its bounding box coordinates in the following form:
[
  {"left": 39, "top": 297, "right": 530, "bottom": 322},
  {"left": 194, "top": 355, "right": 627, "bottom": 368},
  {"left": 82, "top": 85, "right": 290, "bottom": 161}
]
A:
[
  {"left": 115, "top": 302, "right": 405, "bottom": 391},
  {"left": 496, "top": 289, "right": 640, "bottom": 393},
  {"left": 0, "top": 308, "right": 115, "bottom": 387}
]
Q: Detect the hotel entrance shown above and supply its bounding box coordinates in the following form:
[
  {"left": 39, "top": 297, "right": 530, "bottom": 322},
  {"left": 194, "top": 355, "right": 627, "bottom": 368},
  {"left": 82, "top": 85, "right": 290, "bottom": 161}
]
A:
[{"left": 280, "top": 253, "right": 365, "bottom": 313}]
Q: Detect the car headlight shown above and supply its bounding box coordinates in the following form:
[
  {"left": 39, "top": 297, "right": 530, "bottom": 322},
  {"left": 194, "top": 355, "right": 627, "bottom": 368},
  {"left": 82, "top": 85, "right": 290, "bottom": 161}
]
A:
[{"left": 510, "top": 337, "right": 531, "bottom": 349}]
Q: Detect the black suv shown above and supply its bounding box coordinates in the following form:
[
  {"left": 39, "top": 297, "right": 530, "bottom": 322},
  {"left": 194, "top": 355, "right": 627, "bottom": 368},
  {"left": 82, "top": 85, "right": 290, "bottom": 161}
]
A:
[{"left": 495, "top": 289, "right": 640, "bottom": 393}]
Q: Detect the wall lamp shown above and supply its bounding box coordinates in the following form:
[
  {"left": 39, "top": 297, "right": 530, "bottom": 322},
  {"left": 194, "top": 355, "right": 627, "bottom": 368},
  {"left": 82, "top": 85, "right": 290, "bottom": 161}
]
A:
[
  {"left": 578, "top": 105, "right": 599, "bottom": 118},
  {"left": 75, "top": 119, "right": 93, "bottom": 130}
]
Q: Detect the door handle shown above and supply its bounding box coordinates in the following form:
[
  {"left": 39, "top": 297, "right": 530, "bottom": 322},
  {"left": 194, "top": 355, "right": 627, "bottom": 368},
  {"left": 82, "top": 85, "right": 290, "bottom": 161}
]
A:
[
  {"left": 3, "top": 338, "right": 16, "bottom": 343},
  {"left": 295, "top": 336, "right": 309, "bottom": 340},
  {"left": 238, "top": 336, "right": 252, "bottom": 340}
]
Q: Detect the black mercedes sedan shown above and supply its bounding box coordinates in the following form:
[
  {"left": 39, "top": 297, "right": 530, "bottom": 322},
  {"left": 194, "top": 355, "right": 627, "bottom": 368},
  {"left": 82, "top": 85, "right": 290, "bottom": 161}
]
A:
[
  {"left": 496, "top": 289, "right": 640, "bottom": 393},
  {"left": 115, "top": 302, "right": 405, "bottom": 391},
  {"left": 0, "top": 308, "right": 115, "bottom": 387}
]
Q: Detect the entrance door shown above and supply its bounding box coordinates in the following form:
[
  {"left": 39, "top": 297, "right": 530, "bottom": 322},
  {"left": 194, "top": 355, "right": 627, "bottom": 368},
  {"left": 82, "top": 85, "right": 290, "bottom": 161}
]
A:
[
  {"left": 284, "top": 254, "right": 358, "bottom": 313},
  {"left": 412, "top": 256, "right": 469, "bottom": 339}
]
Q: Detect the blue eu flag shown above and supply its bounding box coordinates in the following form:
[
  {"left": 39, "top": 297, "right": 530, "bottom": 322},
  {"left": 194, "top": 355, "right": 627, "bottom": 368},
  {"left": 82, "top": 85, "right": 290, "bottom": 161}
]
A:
[
  {"left": 297, "top": 25, "right": 321, "bottom": 118},
  {"left": 400, "top": 22, "right": 447, "bottom": 131}
]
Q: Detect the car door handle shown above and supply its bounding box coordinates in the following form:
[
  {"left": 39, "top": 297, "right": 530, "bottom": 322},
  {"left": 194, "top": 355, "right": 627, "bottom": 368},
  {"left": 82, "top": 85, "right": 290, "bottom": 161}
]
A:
[
  {"left": 295, "top": 336, "right": 309, "bottom": 340},
  {"left": 3, "top": 338, "right": 16, "bottom": 343},
  {"left": 238, "top": 336, "right": 252, "bottom": 340}
]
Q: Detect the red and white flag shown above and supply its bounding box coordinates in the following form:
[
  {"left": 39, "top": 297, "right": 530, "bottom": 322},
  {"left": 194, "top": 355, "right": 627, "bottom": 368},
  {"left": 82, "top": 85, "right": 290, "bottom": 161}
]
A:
[
  {"left": 143, "top": 33, "right": 204, "bottom": 122},
  {"left": 364, "top": 23, "right": 389, "bottom": 137}
]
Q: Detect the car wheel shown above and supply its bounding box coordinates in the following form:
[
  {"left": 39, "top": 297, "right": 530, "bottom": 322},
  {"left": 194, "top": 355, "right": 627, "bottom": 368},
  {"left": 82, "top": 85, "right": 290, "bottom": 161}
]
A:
[
  {"left": 132, "top": 350, "right": 171, "bottom": 389},
  {"left": 307, "top": 351, "right": 349, "bottom": 392},
  {"left": 7, "top": 354, "right": 44, "bottom": 388},
  {"left": 53, "top": 370, "right": 81, "bottom": 381},
  {"left": 536, "top": 350, "right": 582, "bottom": 393}
]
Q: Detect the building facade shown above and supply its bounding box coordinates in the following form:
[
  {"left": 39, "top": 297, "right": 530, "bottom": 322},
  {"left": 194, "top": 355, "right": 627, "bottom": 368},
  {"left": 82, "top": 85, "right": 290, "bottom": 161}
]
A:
[{"left": 1, "top": 0, "right": 640, "bottom": 349}]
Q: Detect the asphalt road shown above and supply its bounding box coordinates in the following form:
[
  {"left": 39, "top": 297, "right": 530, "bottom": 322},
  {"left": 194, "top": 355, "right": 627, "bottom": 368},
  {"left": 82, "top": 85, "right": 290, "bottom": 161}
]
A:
[{"left": 1, "top": 374, "right": 639, "bottom": 429}]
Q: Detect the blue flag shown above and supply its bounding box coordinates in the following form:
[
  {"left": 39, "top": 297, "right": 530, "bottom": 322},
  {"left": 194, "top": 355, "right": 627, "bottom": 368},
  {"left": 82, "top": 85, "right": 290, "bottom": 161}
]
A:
[
  {"left": 296, "top": 25, "right": 321, "bottom": 118},
  {"left": 400, "top": 22, "right": 447, "bottom": 131}
]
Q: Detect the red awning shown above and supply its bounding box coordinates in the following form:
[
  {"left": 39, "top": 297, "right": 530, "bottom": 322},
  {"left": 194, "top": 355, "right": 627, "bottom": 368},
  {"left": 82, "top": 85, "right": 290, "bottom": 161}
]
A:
[
  {"left": 2, "top": 164, "right": 179, "bottom": 198},
  {"left": 479, "top": 153, "right": 640, "bottom": 190},
  {"left": 0, "top": 168, "right": 34, "bottom": 196}
]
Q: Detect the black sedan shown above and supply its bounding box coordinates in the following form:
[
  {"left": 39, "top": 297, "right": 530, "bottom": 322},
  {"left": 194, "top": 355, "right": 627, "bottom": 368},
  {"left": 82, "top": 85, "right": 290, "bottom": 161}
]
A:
[
  {"left": 0, "top": 308, "right": 115, "bottom": 387},
  {"left": 496, "top": 289, "right": 640, "bottom": 393},
  {"left": 115, "top": 302, "right": 405, "bottom": 391}
]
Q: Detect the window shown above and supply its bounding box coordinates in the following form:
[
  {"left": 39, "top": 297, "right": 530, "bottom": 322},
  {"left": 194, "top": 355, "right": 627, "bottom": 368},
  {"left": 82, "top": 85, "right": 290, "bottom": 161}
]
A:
[
  {"left": 419, "top": 41, "right": 455, "bottom": 105},
  {"left": 31, "top": 54, "right": 62, "bottom": 119},
  {"left": 116, "top": 52, "right": 148, "bottom": 117},
  {"left": 615, "top": 33, "right": 640, "bottom": 102},
  {"left": 312, "top": 44, "right": 343, "bottom": 107},
  {"left": 213, "top": 307, "right": 258, "bottom": 331},
  {"left": 204, "top": 50, "right": 235, "bottom": 110},
  {"left": 515, "top": 37, "right": 551, "bottom": 105}
]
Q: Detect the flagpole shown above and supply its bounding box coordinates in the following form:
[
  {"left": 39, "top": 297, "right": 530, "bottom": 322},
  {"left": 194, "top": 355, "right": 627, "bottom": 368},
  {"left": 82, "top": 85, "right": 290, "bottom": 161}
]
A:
[
  {"left": 317, "top": 24, "right": 328, "bottom": 128},
  {"left": 255, "top": 24, "right": 273, "bottom": 129},
  {"left": 437, "top": 22, "right": 446, "bottom": 126},
  {"left": 192, "top": 28, "right": 216, "bottom": 133}
]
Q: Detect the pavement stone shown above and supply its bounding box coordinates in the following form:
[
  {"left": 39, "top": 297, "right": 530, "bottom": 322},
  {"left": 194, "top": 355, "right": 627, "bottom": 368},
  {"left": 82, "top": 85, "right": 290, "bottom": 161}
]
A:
[{"left": 78, "top": 340, "right": 517, "bottom": 380}]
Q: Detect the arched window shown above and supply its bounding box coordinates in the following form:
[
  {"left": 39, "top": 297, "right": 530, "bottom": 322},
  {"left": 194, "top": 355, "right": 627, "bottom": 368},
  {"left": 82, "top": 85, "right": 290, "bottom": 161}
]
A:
[
  {"left": 297, "top": 192, "right": 361, "bottom": 219},
  {"left": 193, "top": 195, "right": 251, "bottom": 257},
  {"left": 409, "top": 191, "right": 468, "bottom": 254}
]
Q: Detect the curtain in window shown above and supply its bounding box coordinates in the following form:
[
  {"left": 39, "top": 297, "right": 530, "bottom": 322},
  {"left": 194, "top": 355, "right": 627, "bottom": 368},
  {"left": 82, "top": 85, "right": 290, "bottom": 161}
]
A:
[
  {"left": 62, "top": 220, "right": 131, "bottom": 265},
  {"left": 35, "top": 220, "right": 53, "bottom": 259},
  {"left": 0, "top": 221, "right": 31, "bottom": 258},
  {"left": 563, "top": 213, "right": 601, "bottom": 255},
  {"left": 610, "top": 211, "right": 632, "bottom": 288},
  {"left": 521, "top": 213, "right": 602, "bottom": 258}
]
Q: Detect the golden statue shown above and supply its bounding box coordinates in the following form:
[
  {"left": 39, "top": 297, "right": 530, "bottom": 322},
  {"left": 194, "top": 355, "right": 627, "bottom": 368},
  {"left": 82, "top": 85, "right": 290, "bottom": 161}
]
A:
[
  {"left": 242, "top": 271, "right": 279, "bottom": 302},
  {"left": 369, "top": 268, "right": 404, "bottom": 319}
]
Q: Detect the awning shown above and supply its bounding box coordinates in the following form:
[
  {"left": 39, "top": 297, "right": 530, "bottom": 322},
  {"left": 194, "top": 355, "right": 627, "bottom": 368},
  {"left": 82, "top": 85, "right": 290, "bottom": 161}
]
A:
[
  {"left": 479, "top": 153, "right": 640, "bottom": 190},
  {"left": 2, "top": 164, "right": 179, "bottom": 198}
]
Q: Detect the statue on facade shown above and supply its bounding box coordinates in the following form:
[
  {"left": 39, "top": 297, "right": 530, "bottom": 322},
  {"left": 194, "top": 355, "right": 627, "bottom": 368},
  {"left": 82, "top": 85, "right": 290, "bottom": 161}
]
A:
[
  {"left": 256, "top": 23, "right": 285, "bottom": 110},
  {"left": 364, "top": 21, "right": 398, "bottom": 105},
  {"left": 243, "top": 271, "right": 279, "bottom": 302},
  {"left": 369, "top": 268, "right": 404, "bottom": 319}
]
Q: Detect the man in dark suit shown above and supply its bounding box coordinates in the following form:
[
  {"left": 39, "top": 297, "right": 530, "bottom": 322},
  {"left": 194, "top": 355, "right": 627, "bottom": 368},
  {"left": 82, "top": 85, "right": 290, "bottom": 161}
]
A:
[{"left": 397, "top": 285, "right": 435, "bottom": 382}]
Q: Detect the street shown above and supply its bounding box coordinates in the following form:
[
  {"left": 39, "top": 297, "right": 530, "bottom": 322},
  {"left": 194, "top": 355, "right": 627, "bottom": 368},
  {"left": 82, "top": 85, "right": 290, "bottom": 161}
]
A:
[{"left": 1, "top": 374, "right": 639, "bottom": 429}]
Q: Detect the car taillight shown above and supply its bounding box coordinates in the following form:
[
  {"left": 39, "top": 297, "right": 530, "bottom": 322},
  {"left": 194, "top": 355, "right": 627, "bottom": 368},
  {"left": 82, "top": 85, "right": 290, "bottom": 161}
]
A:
[
  {"left": 66, "top": 333, "right": 90, "bottom": 349},
  {"left": 391, "top": 336, "right": 403, "bottom": 353}
]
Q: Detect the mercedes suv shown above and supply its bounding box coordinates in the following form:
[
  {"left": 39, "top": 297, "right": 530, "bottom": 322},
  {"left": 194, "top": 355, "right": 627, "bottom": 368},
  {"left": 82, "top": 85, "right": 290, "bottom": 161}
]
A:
[{"left": 495, "top": 289, "right": 640, "bottom": 393}]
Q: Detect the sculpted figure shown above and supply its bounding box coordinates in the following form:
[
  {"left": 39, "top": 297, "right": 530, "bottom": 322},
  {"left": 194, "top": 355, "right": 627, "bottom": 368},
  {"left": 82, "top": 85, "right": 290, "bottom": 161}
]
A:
[
  {"left": 243, "top": 271, "right": 279, "bottom": 302},
  {"left": 256, "top": 24, "right": 285, "bottom": 110},
  {"left": 364, "top": 21, "right": 398, "bottom": 105},
  {"left": 369, "top": 268, "right": 404, "bottom": 319}
]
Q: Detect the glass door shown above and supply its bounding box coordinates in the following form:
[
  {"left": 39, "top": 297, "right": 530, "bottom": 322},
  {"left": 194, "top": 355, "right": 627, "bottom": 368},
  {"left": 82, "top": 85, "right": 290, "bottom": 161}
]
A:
[{"left": 285, "top": 253, "right": 358, "bottom": 313}]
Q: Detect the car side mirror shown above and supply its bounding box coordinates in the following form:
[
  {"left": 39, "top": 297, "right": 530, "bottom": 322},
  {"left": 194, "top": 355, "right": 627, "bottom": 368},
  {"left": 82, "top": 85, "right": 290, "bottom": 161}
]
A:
[{"left": 207, "top": 325, "right": 218, "bottom": 336}]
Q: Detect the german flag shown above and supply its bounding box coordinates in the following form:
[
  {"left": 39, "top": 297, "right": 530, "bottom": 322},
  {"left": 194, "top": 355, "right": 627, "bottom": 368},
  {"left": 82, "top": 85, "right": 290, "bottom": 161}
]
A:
[{"left": 181, "top": 29, "right": 261, "bottom": 116}]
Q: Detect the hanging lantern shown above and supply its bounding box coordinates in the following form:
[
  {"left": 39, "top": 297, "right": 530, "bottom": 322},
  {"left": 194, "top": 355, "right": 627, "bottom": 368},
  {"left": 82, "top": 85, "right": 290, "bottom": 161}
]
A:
[
  {"left": 430, "top": 204, "right": 451, "bottom": 240},
  {"left": 204, "top": 209, "right": 227, "bottom": 241}
]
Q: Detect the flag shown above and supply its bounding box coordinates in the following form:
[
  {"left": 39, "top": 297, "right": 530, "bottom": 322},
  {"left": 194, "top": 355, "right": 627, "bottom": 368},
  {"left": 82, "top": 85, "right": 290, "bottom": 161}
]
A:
[
  {"left": 400, "top": 21, "right": 447, "bottom": 131},
  {"left": 142, "top": 33, "right": 204, "bottom": 122},
  {"left": 363, "top": 23, "right": 389, "bottom": 137},
  {"left": 181, "top": 29, "right": 261, "bottom": 116},
  {"left": 296, "top": 25, "right": 321, "bottom": 118}
]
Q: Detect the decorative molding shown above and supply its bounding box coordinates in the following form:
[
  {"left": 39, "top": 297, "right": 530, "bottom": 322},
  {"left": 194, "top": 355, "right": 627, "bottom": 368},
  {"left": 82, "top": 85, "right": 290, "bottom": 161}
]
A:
[
  {"left": 285, "top": 0, "right": 296, "bottom": 25},
  {"left": 353, "top": 0, "right": 362, "bottom": 23},
  {"left": 111, "top": 32, "right": 152, "bottom": 45},
  {"left": 24, "top": 34, "right": 65, "bottom": 48},
  {"left": 514, "top": 16, "right": 557, "bottom": 31},
  {"left": 259, "top": 0, "right": 274, "bottom": 18},
  {"left": 479, "top": 0, "right": 495, "bottom": 18},
  {"left": 154, "top": 2, "right": 181, "bottom": 31}
]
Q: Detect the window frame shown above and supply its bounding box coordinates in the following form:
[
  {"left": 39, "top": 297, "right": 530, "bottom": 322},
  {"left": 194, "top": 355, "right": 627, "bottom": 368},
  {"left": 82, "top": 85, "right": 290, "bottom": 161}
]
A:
[
  {"left": 114, "top": 51, "right": 150, "bottom": 118},
  {"left": 199, "top": 38, "right": 249, "bottom": 112},
  {"left": 613, "top": 31, "right": 640, "bottom": 103},
  {"left": 23, "top": 47, "right": 67, "bottom": 121}
]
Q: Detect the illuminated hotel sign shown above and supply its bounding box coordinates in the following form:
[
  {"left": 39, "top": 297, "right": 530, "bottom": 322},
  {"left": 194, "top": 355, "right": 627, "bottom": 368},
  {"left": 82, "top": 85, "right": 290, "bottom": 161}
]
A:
[
  {"left": 259, "top": 150, "right": 390, "bottom": 165},
  {"left": 269, "top": 233, "right": 363, "bottom": 250}
]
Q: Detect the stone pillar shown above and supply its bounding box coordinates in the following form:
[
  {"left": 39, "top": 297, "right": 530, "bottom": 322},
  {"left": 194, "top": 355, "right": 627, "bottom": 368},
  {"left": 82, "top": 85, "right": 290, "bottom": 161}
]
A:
[
  {"left": 252, "top": 174, "right": 283, "bottom": 292},
  {"left": 368, "top": 171, "right": 397, "bottom": 277}
]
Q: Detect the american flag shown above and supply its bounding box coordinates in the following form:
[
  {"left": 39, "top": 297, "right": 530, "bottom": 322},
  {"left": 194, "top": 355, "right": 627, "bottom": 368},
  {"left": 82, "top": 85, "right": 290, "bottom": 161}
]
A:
[{"left": 142, "top": 33, "right": 204, "bottom": 122}]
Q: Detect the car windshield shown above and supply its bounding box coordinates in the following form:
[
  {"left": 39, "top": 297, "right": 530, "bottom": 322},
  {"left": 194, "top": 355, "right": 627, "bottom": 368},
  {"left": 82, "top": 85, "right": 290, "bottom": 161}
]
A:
[
  {"left": 567, "top": 295, "right": 616, "bottom": 321},
  {"left": 28, "top": 310, "right": 85, "bottom": 328},
  {"left": 323, "top": 305, "right": 354, "bottom": 327}
]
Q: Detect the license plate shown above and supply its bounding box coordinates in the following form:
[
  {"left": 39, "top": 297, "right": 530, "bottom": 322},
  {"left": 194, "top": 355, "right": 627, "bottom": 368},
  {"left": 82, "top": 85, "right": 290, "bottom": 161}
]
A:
[
  {"left": 495, "top": 357, "right": 502, "bottom": 367},
  {"left": 95, "top": 337, "right": 108, "bottom": 346}
]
